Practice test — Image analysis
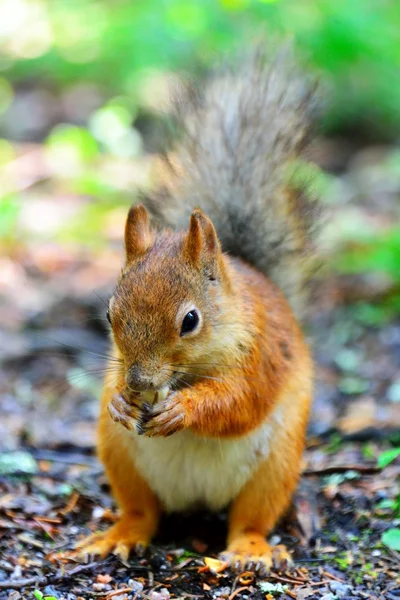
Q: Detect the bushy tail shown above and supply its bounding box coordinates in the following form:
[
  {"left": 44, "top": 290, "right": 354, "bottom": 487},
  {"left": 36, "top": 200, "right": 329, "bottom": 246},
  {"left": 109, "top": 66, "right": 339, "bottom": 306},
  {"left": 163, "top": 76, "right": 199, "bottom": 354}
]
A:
[{"left": 144, "top": 45, "right": 321, "bottom": 318}]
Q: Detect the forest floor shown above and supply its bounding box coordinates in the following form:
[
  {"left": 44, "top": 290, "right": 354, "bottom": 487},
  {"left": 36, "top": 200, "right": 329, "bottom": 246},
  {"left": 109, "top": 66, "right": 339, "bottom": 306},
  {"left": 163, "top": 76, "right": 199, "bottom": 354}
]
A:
[{"left": 1, "top": 136, "right": 400, "bottom": 600}]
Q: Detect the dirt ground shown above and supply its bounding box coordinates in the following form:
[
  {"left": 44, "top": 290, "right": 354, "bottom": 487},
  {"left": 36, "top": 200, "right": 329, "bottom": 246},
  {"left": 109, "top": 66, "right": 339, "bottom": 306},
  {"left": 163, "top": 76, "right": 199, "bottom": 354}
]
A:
[{"left": 1, "top": 137, "right": 400, "bottom": 600}]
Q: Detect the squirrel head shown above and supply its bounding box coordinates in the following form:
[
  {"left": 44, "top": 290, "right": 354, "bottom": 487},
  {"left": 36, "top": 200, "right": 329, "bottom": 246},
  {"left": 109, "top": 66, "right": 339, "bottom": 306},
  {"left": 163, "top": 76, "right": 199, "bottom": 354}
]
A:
[{"left": 108, "top": 204, "right": 240, "bottom": 392}]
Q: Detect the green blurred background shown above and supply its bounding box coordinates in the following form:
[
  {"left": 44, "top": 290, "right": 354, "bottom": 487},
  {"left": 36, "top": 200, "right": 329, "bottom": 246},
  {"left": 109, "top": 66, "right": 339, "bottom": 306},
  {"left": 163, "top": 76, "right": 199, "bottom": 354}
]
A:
[{"left": 0, "top": 0, "right": 400, "bottom": 322}]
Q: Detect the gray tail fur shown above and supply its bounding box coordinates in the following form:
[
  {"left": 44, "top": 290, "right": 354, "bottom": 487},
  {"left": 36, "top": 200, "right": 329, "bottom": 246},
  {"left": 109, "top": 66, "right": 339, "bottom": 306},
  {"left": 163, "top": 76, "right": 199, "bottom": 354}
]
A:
[{"left": 144, "top": 45, "right": 321, "bottom": 318}]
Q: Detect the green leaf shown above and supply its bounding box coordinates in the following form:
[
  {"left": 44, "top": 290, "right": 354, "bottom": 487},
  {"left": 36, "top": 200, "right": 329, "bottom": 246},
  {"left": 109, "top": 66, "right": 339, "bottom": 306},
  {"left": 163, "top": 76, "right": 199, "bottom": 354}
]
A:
[
  {"left": 378, "top": 448, "right": 400, "bottom": 469},
  {"left": 33, "top": 591, "right": 43, "bottom": 600},
  {"left": 377, "top": 499, "right": 396, "bottom": 510},
  {"left": 382, "top": 528, "right": 400, "bottom": 551},
  {"left": 0, "top": 451, "right": 37, "bottom": 475},
  {"left": 338, "top": 376, "right": 369, "bottom": 395}
]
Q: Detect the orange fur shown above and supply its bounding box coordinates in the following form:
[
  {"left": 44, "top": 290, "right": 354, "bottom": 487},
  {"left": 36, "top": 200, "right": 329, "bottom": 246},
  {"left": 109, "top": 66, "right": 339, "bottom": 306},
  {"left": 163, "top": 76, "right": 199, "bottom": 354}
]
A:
[
  {"left": 224, "top": 355, "right": 311, "bottom": 572},
  {"left": 77, "top": 377, "right": 160, "bottom": 559},
  {"left": 76, "top": 49, "right": 320, "bottom": 569},
  {"left": 76, "top": 206, "right": 313, "bottom": 574}
]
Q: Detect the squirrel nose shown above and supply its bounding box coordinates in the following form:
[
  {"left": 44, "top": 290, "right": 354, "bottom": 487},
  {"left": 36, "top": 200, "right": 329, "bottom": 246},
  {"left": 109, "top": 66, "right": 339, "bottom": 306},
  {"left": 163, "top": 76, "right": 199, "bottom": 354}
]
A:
[{"left": 126, "top": 365, "right": 152, "bottom": 392}]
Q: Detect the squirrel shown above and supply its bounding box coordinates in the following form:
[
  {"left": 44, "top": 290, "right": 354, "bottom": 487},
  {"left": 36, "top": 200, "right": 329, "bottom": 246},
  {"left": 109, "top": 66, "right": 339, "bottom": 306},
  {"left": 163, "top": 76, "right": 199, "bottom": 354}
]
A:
[{"left": 78, "top": 47, "right": 319, "bottom": 575}]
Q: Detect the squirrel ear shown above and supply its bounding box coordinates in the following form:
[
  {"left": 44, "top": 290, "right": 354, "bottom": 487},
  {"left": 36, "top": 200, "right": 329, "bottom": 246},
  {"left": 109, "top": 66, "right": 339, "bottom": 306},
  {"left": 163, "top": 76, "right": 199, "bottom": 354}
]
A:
[
  {"left": 125, "top": 204, "right": 153, "bottom": 262},
  {"left": 184, "top": 209, "right": 221, "bottom": 278}
]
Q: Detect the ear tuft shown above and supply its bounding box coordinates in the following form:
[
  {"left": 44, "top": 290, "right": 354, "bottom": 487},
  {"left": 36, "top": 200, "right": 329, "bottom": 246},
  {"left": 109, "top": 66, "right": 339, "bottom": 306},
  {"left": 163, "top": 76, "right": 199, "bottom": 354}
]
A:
[
  {"left": 125, "top": 204, "right": 154, "bottom": 262},
  {"left": 184, "top": 208, "right": 221, "bottom": 278}
]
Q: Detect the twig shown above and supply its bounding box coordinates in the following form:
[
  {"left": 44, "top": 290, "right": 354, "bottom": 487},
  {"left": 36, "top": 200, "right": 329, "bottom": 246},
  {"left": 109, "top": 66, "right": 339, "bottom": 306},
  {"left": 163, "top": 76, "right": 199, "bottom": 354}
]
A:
[
  {"left": 321, "top": 570, "right": 344, "bottom": 582},
  {"left": 295, "top": 558, "right": 327, "bottom": 563},
  {"left": 0, "top": 576, "right": 47, "bottom": 590},
  {"left": 29, "top": 449, "right": 98, "bottom": 467},
  {"left": 55, "top": 561, "right": 101, "bottom": 579},
  {"left": 34, "top": 516, "right": 63, "bottom": 524},
  {"left": 293, "top": 569, "right": 309, "bottom": 581},
  {"left": 2, "top": 559, "right": 111, "bottom": 591},
  {"left": 268, "top": 574, "right": 306, "bottom": 585},
  {"left": 387, "top": 548, "right": 400, "bottom": 563},
  {"left": 229, "top": 575, "right": 240, "bottom": 596},
  {"left": 171, "top": 558, "right": 197, "bottom": 570},
  {"left": 228, "top": 586, "right": 250, "bottom": 600},
  {"left": 175, "top": 594, "right": 204, "bottom": 600},
  {"left": 304, "top": 464, "right": 381, "bottom": 476},
  {"left": 59, "top": 491, "right": 80, "bottom": 515},
  {"left": 106, "top": 588, "right": 133, "bottom": 599}
]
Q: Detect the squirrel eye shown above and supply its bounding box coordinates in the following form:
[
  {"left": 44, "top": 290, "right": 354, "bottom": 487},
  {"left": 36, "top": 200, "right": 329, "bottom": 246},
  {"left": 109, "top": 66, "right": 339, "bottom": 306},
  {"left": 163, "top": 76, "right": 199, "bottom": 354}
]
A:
[
  {"left": 180, "top": 310, "right": 199, "bottom": 336},
  {"left": 106, "top": 310, "right": 111, "bottom": 324}
]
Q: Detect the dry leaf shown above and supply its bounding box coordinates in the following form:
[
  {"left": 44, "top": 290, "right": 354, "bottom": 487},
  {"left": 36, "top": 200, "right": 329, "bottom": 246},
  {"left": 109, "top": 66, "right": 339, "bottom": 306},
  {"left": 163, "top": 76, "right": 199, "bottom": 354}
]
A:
[
  {"left": 239, "top": 571, "right": 255, "bottom": 585},
  {"left": 202, "top": 557, "right": 229, "bottom": 573}
]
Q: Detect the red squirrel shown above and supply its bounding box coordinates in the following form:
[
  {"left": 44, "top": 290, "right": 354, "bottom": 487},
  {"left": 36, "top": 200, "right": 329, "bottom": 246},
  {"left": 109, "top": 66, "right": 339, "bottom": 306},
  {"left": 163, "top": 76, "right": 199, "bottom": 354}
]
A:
[{"left": 78, "top": 48, "right": 319, "bottom": 575}]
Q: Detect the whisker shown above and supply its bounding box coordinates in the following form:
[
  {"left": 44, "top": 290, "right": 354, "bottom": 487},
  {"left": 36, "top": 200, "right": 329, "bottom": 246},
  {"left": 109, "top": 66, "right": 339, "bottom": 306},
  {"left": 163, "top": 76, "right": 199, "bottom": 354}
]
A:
[
  {"left": 174, "top": 362, "right": 247, "bottom": 370},
  {"left": 165, "top": 368, "right": 227, "bottom": 384},
  {"left": 69, "top": 316, "right": 110, "bottom": 327},
  {"left": 32, "top": 350, "right": 110, "bottom": 367},
  {"left": 171, "top": 364, "right": 256, "bottom": 380},
  {"left": 71, "top": 366, "right": 122, "bottom": 375},
  {"left": 93, "top": 290, "right": 111, "bottom": 309},
  {"left": 159, "top": 367, "right": 194, "bottom": 389},
  {"left": 35, "top": 335, "right": 123, "bottom": 364},
  {"left": 176, "top": 379, "right": 194, "bottom": 390},
  {"left": 67, "top": 369, "right": 121, "bottom": 382}
]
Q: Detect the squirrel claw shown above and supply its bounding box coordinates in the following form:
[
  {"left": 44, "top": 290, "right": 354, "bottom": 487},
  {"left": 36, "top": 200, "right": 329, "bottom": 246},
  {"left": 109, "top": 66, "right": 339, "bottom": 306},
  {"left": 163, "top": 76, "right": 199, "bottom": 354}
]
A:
[
  {"left": 108, "top": 392, "right": 142, "bottom": 431},
  {"left": 136, "top": 417, "right": 147, "bottom": 435},
  {"left": 140, "top": 394, "right": 185, "bottom": 437},
  {"left": 76, "top": 522, "right": 150, "bottom": 561},
  {"left": 219, "top": 535, "right": 292, "bottom": 576}
]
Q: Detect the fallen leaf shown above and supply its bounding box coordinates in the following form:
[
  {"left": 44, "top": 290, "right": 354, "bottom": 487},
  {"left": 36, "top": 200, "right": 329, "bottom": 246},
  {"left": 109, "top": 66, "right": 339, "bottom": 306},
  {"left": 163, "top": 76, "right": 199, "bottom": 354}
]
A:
[
  {"left": 382, "top": 528, "right": 400, "bottom": 551},
  {"left": 202, "top": 557, "right": 229, "bottom": 573},
  {"left": 239, "top": 571, "right": 255, "bottom": 585},
  {"left": 296, "top": 587, "right": 314, "bottom": 600}
]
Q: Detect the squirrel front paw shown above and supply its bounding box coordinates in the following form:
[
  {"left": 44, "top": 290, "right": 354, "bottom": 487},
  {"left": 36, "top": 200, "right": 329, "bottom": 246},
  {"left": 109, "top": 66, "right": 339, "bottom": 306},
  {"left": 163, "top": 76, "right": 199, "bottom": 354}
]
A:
[
  {"left": 107, "top": 391, "right": 146, "bottom": 431},
  {"left": 138, "top": 392, "right": 186, "bottom": 437}
]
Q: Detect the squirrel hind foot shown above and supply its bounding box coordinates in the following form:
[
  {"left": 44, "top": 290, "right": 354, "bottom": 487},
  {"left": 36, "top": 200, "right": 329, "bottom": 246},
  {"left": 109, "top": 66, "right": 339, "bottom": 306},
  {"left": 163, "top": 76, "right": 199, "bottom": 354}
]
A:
[{"left": 219, "top": 534, "right": 292, "bottom": 576}]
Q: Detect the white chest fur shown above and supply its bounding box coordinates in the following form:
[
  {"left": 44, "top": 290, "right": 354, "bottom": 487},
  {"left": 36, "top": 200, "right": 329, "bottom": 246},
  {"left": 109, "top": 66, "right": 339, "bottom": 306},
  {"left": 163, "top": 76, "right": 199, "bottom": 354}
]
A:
[{"left": 132, "top": 414, "right": 280, "bottom": 513}]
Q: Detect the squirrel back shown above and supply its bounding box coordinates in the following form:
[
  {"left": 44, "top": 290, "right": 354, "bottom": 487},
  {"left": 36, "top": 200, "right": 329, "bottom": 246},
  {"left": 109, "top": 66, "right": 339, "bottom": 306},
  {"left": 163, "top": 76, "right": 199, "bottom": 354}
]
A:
[{"left": 145, "top": 46, "right": 320, "bottom": 318}]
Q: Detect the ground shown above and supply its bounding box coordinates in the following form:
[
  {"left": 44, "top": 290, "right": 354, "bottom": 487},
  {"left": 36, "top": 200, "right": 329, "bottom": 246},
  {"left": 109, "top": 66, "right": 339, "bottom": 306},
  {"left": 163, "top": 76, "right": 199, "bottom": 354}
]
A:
[{"left": 1, "top": 138, "right": 400, "bottom": 600}]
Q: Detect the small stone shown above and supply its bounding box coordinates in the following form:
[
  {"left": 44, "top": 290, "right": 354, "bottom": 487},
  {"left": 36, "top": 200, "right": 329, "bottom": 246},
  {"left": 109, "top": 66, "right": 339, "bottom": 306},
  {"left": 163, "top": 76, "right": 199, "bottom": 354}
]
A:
[
  {"left": 269, "top": 535, "right": 281, "bottom": 545},
  {"left": 10, "top": 565, "right": 22, "bottom": 579},
  {"left": 329, "top": 581, "right": 352, "bottom": 597},
  {"left": 44, "top": 586, "right": 60, "bottom": 598},
  {"left": 148, "top": 588, "right": 170, "bottom": 600},
  {"left": 128, "top": 579, "right": 144, "bottom": 593},
  {"left": 92, "top": 506, "right": 105, "bottom": 519},
  {"left": 213, "top": 587, "right": 230, "bottom": 598},
  {"left": 149, "top": 552, "right": 166, "bottom": 570}
]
